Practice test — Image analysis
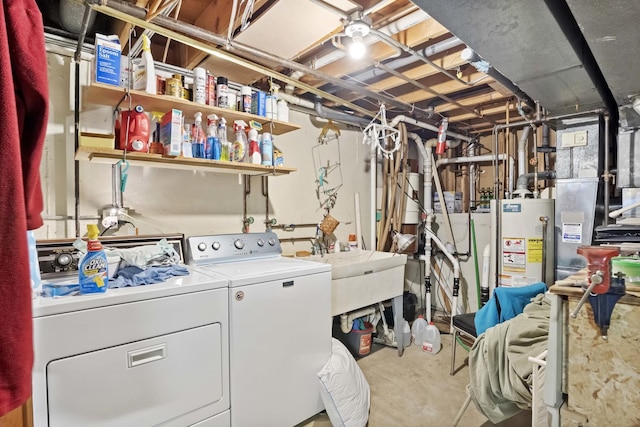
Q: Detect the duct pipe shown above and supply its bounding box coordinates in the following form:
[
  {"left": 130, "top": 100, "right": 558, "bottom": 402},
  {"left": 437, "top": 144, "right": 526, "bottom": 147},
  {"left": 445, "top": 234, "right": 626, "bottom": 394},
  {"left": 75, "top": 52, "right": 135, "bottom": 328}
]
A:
[
  {"left": 514, "top": 171, "right": 557, "bottom": 195},
  {"left": 603, "top": 115, "right": 611, "bottom": 225},
  {"left": 87, "top": 0, "right": 434, "bottom": 119},
  {"left": 326, "top": 36, "right": 462, "bottom": 91},
  {"left": 390, "top": 115, "right": 472, "bottom": 143},
  {"left": 543, "top": 0, "right": 618, "bottom": 124},
  {"left": 517, "top": 126, "right": 531, "bottom": 177},
  {"left": 370, "top": 29, "right": 485, "bottom": 88},
  {"left": 435, "top": 153, "right": 507, "bottom": 168},
  {"left": 461, "top": 48, "right": 535, "bottom": 111},
  {"left": 313, "top": 9, "right": 429, "bottom": 70},
  {"left": 542, "top": 124, "right": 550, "bottom": 171},
  {"left": 314, "top": 99, "right": 371, "bottom": 126},
  {"left": 507, "top": 156, "right": 515, "bottom": 199},
  {"left": 370, "top": 140, "right": 376, "bottom": 252},
  {"left": 340, "top": 306, "right": 376, "bottom": 333}
]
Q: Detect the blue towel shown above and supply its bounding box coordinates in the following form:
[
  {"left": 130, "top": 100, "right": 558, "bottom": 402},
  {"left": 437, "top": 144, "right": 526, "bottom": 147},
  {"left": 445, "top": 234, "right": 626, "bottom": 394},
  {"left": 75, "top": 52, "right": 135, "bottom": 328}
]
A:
[
  {"left": 109, "top": 265, "right": 190, "bottom": 288},
  {"left": 474, "top": 282, "right": 547, "bottom": 336}
]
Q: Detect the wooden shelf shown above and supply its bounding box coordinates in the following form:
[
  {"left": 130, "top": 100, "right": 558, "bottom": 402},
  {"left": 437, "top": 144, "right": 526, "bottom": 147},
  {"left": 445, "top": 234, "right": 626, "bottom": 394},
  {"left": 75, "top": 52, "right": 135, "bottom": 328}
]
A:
[
  {"left": 75, "top": 147, "right": 296, "bottom": 176},
  {"left": 83, "top": 82, "right": 301, "bottom": 136}
]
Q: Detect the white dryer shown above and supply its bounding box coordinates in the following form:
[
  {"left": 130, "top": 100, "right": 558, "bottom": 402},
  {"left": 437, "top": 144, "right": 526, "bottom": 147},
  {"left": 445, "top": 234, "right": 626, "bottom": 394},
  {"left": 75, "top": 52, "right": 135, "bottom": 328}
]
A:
[
  {"left": 32, "top": 268, "right": 230, "bottom": 427},
  {"left": 187, "top": 232, "right": 332, "bottom": 427}
]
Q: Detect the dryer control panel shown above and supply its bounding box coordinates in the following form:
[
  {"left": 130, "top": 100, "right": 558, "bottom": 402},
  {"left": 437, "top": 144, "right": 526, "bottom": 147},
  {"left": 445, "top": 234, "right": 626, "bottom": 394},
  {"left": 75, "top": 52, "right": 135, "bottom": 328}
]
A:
[{"left": 187, "top": 232, "right": 282, "bottom": 265}]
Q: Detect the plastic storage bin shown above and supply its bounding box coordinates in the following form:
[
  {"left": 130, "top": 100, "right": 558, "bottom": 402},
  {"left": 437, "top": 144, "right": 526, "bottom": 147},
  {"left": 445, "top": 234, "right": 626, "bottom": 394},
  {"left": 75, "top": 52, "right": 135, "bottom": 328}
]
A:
[{"left": 334, "top": 321, "right": 374, "bottom": 358}]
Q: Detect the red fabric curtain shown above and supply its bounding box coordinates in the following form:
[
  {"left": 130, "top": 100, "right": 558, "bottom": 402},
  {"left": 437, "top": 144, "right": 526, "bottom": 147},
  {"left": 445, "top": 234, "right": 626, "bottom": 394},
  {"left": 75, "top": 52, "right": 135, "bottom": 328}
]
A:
[{"left": 0, "top": 0, "right": 48, "bottom": 416}]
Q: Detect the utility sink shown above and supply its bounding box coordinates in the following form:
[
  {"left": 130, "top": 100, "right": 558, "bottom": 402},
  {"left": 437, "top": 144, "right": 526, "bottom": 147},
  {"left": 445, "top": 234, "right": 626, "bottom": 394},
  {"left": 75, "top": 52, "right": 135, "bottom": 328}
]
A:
[{"left": 305, "top": 250, "right": 407, "bottom": 316}]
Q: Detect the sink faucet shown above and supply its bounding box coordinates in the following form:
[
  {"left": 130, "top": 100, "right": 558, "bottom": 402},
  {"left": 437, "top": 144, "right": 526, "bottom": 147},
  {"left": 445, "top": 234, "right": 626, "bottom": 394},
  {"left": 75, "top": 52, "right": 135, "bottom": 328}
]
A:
[{"left": 310, "top": 239, "right": 327, "bottom": 257}]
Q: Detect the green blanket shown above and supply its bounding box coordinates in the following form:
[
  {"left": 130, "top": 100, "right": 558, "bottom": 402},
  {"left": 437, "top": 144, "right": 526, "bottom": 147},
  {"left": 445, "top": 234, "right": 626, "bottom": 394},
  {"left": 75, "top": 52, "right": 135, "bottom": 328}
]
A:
[{"left": 468, "top": 294, "right": 550, "bottom": 423}]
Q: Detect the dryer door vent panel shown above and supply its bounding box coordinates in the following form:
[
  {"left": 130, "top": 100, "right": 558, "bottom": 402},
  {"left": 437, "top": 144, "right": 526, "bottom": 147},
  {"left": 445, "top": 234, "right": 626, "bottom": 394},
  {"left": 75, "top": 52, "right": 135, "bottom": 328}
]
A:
[{"left": 47, "top": 324, "right": 225, "bottom": 427}]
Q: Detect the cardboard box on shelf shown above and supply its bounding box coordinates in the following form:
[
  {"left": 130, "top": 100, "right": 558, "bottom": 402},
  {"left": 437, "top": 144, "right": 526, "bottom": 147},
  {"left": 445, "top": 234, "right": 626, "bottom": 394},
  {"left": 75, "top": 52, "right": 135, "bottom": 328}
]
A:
[
  {"left": 94, "top": 34, "right": 121, "bottom": 86},
  {"left": 160, "top": 109, "right": 183, "bottom": 156},
  {"left": 79, "top": 132, "right": 115, "bottom": 149}
]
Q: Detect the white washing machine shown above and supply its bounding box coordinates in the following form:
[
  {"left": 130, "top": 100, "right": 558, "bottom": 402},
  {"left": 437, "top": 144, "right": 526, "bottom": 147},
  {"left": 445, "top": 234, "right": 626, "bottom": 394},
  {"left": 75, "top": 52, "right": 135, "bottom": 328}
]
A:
[
  {"left": 32, "top": 263, "right": 230, "bottom": 427},
  {"left": 187, "top": 232, "right": 332, "bottom": 427}
]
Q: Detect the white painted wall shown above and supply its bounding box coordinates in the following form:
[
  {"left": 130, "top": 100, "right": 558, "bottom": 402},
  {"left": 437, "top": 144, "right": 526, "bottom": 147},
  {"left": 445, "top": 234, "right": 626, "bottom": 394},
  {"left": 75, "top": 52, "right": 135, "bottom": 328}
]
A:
[{"left": 39, "top": 47, "right": 372, "bottom": 257}]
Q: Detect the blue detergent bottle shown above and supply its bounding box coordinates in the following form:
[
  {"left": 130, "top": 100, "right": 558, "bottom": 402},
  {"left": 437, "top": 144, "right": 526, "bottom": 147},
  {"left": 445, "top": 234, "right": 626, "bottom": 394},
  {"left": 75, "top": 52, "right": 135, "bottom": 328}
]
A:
[{"left": 79, "top": 224, "right": 109, "bottom": 294}]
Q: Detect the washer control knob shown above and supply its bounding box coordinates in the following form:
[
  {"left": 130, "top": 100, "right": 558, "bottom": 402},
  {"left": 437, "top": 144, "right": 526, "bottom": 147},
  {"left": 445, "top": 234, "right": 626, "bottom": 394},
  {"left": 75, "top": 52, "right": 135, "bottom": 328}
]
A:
[
  {"left": 197, "top": 242, "right": 207, "bottom": 252},
  {"left": 212, "top": 241, "right": 221, "bottom": 251},
  {"left": 268, "top": 238, "right": 276, "bottom": 246},
  {"left": 257, "top": 239, "right": 265, "bottom": 247},
  {"left": 234, "top": 239, "right": 245, "bottom": 249},
  {"left": 56, "top": 253, "right": 73, "bottom": 268}
]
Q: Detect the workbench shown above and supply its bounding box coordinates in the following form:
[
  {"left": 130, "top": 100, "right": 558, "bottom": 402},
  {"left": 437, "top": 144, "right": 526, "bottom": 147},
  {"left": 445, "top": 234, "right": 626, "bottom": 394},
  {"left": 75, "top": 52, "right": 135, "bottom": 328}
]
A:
[{"left": 547, "top": 269, "right": 640, "bottom": 426}]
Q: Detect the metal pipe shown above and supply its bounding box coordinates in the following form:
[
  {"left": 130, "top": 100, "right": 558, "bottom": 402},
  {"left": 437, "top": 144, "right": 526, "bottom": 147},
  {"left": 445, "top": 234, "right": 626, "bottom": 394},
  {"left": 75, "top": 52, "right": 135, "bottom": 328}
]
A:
[
  {"left": 517, "top": 126, "right": 531, "bottom": 177},
  {"left": 514, "top": 171, "right": 557, "bottom": 195},
  {"left": 370, "top": 29, "right": 487, "bottom": 88},
  {"left": 313, "top": 98, "right": 371, "bottom": 126},
  {"left": 533, "top": 126, "right": 539, "bottom": 198},
  {"left": 227, "top": 0, "right": 239, "bottom": 42},
  {"left": 390, "top": 115, "right": 472, "bottom": 142},
  {"left": 543, "top": 0, "right": 618, "bottom": 124},
  {"left": 87, "top": 0, "right": 380, "bottom": 118},
  {"left": 540, "top": 216, "right": 549, "bottom": 285},
  {"left": 435, "top": 153, "right": 507, "bottom": 167},
  {"left": 312, "top": 8, "right": 429, "bottom": 70},
  {"left": 362, "top": 0, "right": 395, "bottom": 16},
  {"left": 542, "top": 124, "right": 550, "bottom": 171},
  {"left": 326, "top": 36, "right": 462, "bottom": 91},
  {"left": 494, "top": 108, "right": 607, "bottom": 133},
  {"left": 603, "top": 115, "right": 611, "bottom": 225}
]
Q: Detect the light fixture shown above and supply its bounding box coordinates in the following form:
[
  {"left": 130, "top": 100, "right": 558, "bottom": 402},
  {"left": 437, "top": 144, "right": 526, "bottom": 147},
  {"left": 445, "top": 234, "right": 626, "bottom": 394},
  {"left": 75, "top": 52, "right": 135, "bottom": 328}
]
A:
[
  {"left": 344, "top": 16, "right": 371, "bottom": 60},
  {"left": 392, "top": 230, "right": 416, "bottom": 253}
]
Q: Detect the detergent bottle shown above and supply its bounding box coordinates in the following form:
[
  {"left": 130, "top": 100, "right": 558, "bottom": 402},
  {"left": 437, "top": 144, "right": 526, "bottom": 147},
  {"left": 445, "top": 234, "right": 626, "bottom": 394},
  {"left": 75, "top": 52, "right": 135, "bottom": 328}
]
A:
[
  {"left": 79, "top": 224, "right": 109, "bottom": 294},
  {"left": 219, "top": 118, "right": 230, "bottom": 161},
  {"left": 191, "top": 112, "right": 205, "bottom": 159},
  {"left": 206, "top": 114, "right": 220, "bottom": 160},
  {"left": 232, "top": 120, "right": 248, "bottom": 162},
  {"left": 133, "top": 34, "right": 156, "bottom": 95}
]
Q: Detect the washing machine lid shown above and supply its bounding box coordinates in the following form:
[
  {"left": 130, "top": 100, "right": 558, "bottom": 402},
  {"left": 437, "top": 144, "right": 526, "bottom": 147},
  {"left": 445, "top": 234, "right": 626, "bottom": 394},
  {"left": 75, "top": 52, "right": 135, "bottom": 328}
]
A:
[
  {"left": 194, "top": 257, "right": 331, "bottom": 288},
  {"left": 33, "top": 268, "right": 228, "bottom": 317}
]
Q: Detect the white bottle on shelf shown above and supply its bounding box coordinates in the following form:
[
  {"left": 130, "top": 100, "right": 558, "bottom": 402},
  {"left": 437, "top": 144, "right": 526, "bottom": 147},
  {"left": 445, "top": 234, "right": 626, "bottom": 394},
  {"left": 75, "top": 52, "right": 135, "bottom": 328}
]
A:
[
  {"left": 277, "top": 99, "right": 289, "bottom": 122},
  {"left": 193, "top": 67, "right": 207, "bottom": 104},
  {"left": 133, "top": 34, "right": 156, "bottom": 95}
]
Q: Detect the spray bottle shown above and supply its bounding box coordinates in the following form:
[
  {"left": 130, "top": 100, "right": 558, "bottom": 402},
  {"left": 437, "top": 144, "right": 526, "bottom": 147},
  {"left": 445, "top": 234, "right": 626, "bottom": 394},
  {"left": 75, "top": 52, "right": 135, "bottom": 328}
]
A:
[
  {"left": 232, "top": 120, "right": 248, "bottom": 162},
  {"left": 78, "top": 224, "right": 108, "bottom": 294},
  {"left": 192, "top": 112, "right": 205, "bottom": 158},
  {"left": 206, "top": 114, "right": 220, "bottom": 160},
  {"left": 248, "top": 128, "right": 261, "bottom": 164},
  {"left": 261, "top": 132, "right": 273, "bottom": 166},
  {"left": 133, "top": 34, "right": 156, "bottom": 94},
  {"left": 219, "top": 117, "right": 230, "bottom": 161}
]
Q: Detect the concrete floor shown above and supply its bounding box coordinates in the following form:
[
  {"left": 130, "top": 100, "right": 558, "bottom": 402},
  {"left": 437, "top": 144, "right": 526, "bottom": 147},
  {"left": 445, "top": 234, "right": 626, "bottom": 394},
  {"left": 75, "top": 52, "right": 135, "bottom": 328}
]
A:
[{"left": 300, "top": 333, "right": 532, "bottom": 427}]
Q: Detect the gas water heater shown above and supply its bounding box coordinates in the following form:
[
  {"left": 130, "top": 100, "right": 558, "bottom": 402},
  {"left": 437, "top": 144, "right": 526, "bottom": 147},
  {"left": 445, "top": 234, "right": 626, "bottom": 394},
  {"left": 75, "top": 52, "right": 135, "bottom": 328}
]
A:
[{"left": 490, "top": 199, "right": 555, "bottom": 287}]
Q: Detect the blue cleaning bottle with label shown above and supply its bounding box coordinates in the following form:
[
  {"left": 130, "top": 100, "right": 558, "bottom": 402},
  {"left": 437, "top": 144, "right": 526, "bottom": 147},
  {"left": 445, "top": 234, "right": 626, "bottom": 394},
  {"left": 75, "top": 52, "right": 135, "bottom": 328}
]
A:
[
  {"left": 192, "top": 112, "right": 206, "bottom": 159},
  {"left": 79, "top": 224, "right": 109, "bottom": 294},
  {"left": 206, "top": 114, "right": 220, "bottom": 160}
]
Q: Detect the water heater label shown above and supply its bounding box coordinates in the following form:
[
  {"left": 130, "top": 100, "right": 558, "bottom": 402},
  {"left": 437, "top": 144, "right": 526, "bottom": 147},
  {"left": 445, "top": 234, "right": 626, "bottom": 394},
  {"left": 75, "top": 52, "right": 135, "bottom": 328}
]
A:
[
  {"left": 562, "top": 223, "right": 582, "bottom": 244},
  {"left": 503, "top": 203, "right": 521, "bottom": 213},
  {"left": 527, "top": 239, "right": 543, "bottom": 263}
]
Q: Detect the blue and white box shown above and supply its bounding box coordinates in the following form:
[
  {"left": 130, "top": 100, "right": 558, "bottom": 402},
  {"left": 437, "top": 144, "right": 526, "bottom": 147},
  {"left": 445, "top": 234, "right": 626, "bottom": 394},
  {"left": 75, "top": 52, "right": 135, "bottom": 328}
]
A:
[
  {"left": 94, "top": 34, "right": 121, "bottom": 86},
  {"left": 251, "top": 91, "right": 266, "bottom": 117}
]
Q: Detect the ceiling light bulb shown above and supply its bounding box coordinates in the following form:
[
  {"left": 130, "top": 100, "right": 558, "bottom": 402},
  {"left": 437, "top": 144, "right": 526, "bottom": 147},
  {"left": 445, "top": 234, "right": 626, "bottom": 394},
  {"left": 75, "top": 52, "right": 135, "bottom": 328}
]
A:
[{"left": 349, "top": 37, "right": 366, "bottom": 59}]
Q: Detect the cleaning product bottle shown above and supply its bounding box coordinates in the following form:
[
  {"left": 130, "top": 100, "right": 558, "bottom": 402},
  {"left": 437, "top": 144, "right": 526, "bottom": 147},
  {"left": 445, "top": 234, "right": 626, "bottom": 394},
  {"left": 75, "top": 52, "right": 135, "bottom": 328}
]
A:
[
  {"left": 206, "top": 114, "right": 220, "bottom": 160},
  {"left": 181, "top": 120, "right": 192, "bottom": 158},
  {"left": 79, "top": 224, "right": 109, "bottom": 294},
  {"left": 232, "top": 120, "right": 248, "bottom": 162},
  {"left": 248, "top": 127, "right": 261, "bottom": 164},
  {"left": 261, "top": 132, "right": 273, "bottom": 166},
  {"left": 422, "top": 322, "right": 442, "bottom": 354},
  {"left": 192, "top": 112, "right": 205, "bottom": 159},
  {"left": 219, "top": 117, "right": 230, "bottom": 161},
  {"left": 133, "top": 34, "right": 156, "bottom": 94},
  {"left": 410, "top": 315, "right": 428, "bottom": 346}
]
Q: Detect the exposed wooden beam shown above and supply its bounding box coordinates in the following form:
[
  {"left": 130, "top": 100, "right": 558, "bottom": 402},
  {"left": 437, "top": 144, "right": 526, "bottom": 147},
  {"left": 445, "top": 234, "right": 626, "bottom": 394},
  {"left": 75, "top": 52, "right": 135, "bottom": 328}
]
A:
[
  {"left": 114, "top": 0, "right": 150, "bottom": 47},
  {"left": 435, "top": 92, "right": 508, "bottom": 115},
  {"left": 396, "top": 71, "right": 494, "bottom": 104},
  {"left": 300, "top": 18, "right": 449, "bottom": 87},
  {"left": 181, "top": 0, "right": 235, "bottom": 69}
]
